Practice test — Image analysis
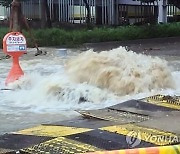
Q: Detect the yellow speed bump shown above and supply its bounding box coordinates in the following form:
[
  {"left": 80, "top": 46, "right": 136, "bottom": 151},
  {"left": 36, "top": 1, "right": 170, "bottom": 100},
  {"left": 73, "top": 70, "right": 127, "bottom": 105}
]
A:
[
  {"left": 143, "top": 95, "right": 180, "bottom": 110},
  {"left": 15, "top": 125, "right": 92, "bottom": 137},
  {"left": 100, "top": 124, "right": 178, "bottom": 146},
  {"left": 22, "top": 136, "right": 101, "bottom": 154}
]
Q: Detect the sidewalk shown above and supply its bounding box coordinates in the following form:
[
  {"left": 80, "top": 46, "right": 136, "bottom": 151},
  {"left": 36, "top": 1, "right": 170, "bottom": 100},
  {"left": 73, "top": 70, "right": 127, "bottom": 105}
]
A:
[{"left": 84, "top": 37, "right": 180, "bottom": 56}]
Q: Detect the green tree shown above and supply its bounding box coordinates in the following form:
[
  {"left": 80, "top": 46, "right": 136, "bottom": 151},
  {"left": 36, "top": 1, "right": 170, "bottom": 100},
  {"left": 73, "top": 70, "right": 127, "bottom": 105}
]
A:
[
  {"left": 0, "top": 0, "right": 27, "bottom": 7},
  {"left": 40, "top": 0, "right": 52, "bottom": 28},
  {"left": 0, "top": 0, "right": 51, "bottom": 28},
  {"left": 0, "top": 0, "right": 13, "bottom": 6}
]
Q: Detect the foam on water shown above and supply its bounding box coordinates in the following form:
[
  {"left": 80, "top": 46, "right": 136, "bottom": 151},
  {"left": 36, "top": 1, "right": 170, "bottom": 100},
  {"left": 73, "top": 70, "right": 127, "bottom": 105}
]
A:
[
  {"left": 0, "top": 47, "right": 179, "bottom": 114},
  {"left": 66, "top": 47, "right": 175, "bottom": 95}
]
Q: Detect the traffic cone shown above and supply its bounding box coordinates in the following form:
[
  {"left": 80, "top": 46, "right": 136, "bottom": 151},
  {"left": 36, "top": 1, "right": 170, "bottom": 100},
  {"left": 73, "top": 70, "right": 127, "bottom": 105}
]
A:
[{"left": 5, "top": 54, "right": 24, "bottom": 85}]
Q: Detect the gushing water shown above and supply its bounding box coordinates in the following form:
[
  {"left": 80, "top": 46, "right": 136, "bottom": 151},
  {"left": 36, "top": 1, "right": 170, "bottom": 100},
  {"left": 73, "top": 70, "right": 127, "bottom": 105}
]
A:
[
  {"left": 1, "top": 47, "right": 179, "bottom": 112},
  {"left": 66, "top": 47, "right": 175, "bottom": 95},
  {"left": 0, "top": 47, "right": 179, "bottom": 134}
]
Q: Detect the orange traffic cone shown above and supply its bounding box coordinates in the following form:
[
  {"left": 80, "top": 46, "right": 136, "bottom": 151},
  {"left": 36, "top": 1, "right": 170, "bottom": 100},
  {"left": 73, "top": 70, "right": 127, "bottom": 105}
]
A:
[{"left": 5, "top": 53, "right": 24, "bottom": 85}]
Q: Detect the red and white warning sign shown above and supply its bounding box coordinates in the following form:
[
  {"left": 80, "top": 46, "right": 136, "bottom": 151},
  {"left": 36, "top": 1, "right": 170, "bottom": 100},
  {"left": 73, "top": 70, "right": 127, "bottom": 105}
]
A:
[
  {"left": 2, "top": 32, "right": 27, "bottom": 85},
  {"left": 3, "top": 32, "right": 27, "bottom": 54}
]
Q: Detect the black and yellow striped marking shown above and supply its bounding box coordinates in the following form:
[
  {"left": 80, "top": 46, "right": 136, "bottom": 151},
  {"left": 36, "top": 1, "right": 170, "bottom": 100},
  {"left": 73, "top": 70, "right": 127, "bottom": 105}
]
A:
[
  {"left": 108, "top": 99, "right": 177, "bottom": 117},
  {"left": 0, "top": 95, "right": 179, "bottom": 154},
  {"left": 16, "top": 125, "right": 92, "bottom": 137},
  {"left": 100, "top": 124, "right": 179, "bottom": 146},
  {"left": 0, "top": 133, "right": 53, "bottom": 150},
  {"left": 142, "top": 94, "right": 180, "bottom": 110},
  {"left": 21, "top": 137, "right": 101, "bottom": 154},
  {"left": 16, "top": 122, "right": 179, "bottom": 153},
  {"left": 78, "top": 108, "right": 149, "bottom": 123}
]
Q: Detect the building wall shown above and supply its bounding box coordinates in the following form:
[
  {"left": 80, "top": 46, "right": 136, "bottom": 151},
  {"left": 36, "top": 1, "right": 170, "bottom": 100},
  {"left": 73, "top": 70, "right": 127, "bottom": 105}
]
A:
[
  {"left": 118, "top": 0, "right": 141, "bottom": 5},
  {"left": 0, "top": 5, "right": 10, "bottom": 20},
  {"left": 0, "top": 6, "right": 5, "bottom": 17},
  {"left": 21, "top": 1, "right": 40, "bottom": 19}
]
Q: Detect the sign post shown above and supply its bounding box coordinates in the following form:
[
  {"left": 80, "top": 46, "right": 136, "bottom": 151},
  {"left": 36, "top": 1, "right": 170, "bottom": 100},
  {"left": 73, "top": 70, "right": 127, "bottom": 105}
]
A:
[{"left": 3, "top": 32, "right": 27, "bottom": 85}]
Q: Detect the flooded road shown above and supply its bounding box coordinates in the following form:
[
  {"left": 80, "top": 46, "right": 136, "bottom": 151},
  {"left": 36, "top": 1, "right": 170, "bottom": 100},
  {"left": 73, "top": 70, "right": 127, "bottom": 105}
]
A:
[{"left": 0, "top": 45, "right": 179, "bottom": 135}]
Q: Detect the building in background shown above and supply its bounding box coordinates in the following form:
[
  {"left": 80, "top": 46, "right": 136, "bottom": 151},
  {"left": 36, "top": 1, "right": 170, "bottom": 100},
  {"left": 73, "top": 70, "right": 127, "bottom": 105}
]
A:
[
  {"left": 0, "top": 5, "right": 8, "bottom": 20},
  {"left": 0, "top": 0, "right": 179, "bottom": 26}
]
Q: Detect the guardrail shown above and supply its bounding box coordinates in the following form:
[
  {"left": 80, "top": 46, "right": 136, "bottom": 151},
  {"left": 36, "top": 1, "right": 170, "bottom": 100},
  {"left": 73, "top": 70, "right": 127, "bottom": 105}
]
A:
[{"left": 86, "top": 145, "right": 180, "bottom": 154}]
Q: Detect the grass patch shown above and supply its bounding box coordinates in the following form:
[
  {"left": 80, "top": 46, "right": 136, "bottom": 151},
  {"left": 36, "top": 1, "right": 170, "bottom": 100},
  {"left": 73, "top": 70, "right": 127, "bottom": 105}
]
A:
[
  {"left": 0, "top": 27, "right": 9, "bottom": 48},
  {"left": 0, "top": 22, "right": 180, "bottom": 48}
]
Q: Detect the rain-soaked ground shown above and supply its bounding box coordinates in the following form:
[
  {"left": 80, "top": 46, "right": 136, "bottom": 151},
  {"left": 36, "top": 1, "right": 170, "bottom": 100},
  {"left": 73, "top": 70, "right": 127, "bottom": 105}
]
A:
[{"left": 0, "top": 37, "right": 180, "bottom": 135}]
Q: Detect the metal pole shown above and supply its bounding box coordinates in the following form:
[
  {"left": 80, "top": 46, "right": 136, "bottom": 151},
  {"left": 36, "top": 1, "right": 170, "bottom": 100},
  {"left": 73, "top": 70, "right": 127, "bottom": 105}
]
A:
[
  {"left": 90, "top": 0, "right": 91, "bottom": 23},
  {"left": 108, "top": 0, "right": 109, "bottom": 24},
  {"left": 64, "top": 0, "right": 67, "bottom": 22},
  {"left": 69, "top": 0, "right": 70, "bottom": 22},
  {"left": 72, "top": 0, "right": 74, "bottom": 23},
  {"left": 61, "top": 0, "right": 63, "bottom": 22},
  {"left": 85, "top": 0, "right": 87, "bottom": 23},
  {"left": 79, "top": 0, "right": 80, "bottom": 23},
  {"left": 117, "top": 1, "right": 119, "bottom": 25},
  {"left": 69, "top": 0, "right": 71, "bottom": 23},
  {"left": 30, "top": 0, "right": 32, "bottom": 19},
  {"left": 93, "top": 0, "right": 95, "bottom": 24},
  {"left": 32, "top": 0, "right": 34, "bottom": 19},
  {"left": 67, "top": 0, "right": 68, "bottom": 22},
  {"left": 106, "top": 0, "right": 107, "bottom": 24},
  {"left": 52, "top": 0, "right": 54, "bottom": 20},
  {"left": 39, "top": 0, "right": 41, "bottom": 19},
  {"left": 71, "top": 0, "right": 73, "bottom": 23},
  {"left": 60, "top": 0, "right": 61, "bottom": 21},
  {"left": 47, "top": 0, "right": 50, "bottom": 19},
  {"left": 102, "top": 0, "right": 104, "bottom": 24},
  {"left": 58, "top": 0, "right": 60, "bottom": 21},
  {"left": 66, "top": 0, "right": 68, "bottom": 22},
  {"left": 109, "top": 0, "right": 111, "bottom": 24},
  {"left": 27, "top": 0, "right": 29, "bottom": 19},
  {"left": 94, "top": 0, "right": 96, "bottom": 24},
  {"left": 82, "top": 0, "right": 84, "bottom": 23},
  {"left": 63, "top": 0, "right": 65, "bottom": 22},
  {"left": 109, "top": 0, "right": 112, "bottom": 25},
  {"left": 91, "top": 0, "right": 93, "bottom": 23},
  {"left": 112, "top": 0, "right": 113, "bottom": 24},
  {"left": 109, "top": 0, "right": 111, "bottom": 25},
  {"left": 105, "top": 0, "right": 107, "bottom": 24},
  {"left": 112, "top": 0, "right": 114, "bottom": 25}
]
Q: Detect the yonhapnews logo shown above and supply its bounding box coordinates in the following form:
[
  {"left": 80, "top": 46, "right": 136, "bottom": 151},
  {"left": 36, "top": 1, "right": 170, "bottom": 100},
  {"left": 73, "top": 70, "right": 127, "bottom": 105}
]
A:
[
  {"left": 126, "top": 131, "right": 141, "bottom": 148},
  {"left": 126, "top": 131, "right": 180, "bottom": 148}
]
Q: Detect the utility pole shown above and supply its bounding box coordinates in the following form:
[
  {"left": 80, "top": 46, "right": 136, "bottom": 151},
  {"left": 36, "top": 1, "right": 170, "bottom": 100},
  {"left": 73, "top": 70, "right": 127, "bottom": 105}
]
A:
[{"left": 158, "top": 0, "right": 167, "bottom": 23}]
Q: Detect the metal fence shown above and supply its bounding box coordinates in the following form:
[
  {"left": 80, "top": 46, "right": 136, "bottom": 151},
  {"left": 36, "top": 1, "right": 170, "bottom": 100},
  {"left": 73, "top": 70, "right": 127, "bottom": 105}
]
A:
[
  {"left": 167, "top": 4, "right": 180, "bottom": 22},
  {"left": 51, "top": 0, "right": 96, "bottom": 24},
  {"left": 117, "top": 4, "right": 158, "bottom": 25},
  {"left": 1, "top": 0, "right": 96, "bottom": 24},
  {"left": 20, "top": 0, "right": 96, "bottom": 24},
  {"left": 1, "top": 0, "right": 180, "bottom": 26}
]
